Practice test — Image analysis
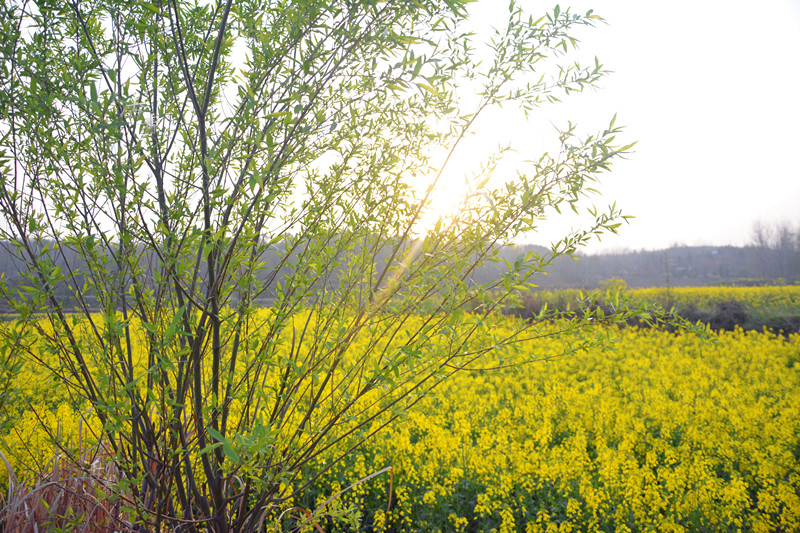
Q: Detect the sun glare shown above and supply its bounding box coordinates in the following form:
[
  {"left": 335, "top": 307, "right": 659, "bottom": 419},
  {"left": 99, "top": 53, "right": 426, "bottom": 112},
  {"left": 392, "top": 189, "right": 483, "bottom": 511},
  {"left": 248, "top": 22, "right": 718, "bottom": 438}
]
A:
[
  {"left": 410, "top": 147, "right": 500, "bottom": 237},
  {"left": 413, "top": 181, "right": 467, "bottom": 237}
]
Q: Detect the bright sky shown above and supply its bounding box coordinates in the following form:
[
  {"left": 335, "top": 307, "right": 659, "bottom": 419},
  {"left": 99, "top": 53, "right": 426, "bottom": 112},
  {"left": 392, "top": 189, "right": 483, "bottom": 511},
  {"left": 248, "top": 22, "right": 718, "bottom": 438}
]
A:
[{"left": 445, "top": 0, "right": 800, "bottom": 253}]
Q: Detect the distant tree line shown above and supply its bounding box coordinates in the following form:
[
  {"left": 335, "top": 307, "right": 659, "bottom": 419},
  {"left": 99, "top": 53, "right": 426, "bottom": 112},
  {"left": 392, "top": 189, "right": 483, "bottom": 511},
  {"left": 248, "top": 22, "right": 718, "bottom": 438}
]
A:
[
  {"left": 751, "top": 220, "right": 800, "bottom": 251},
  {"left": 479, "top": 243, "right": 797, "bottom": 290},
  {"left": 501, "top": 220, "right": 800, "bottom": 290},
  {"left": 748, "top": 220, "right": 800, "bottom": 281},
  {"left": 2, "top": 235, "right": 798, "bottom": 314}
]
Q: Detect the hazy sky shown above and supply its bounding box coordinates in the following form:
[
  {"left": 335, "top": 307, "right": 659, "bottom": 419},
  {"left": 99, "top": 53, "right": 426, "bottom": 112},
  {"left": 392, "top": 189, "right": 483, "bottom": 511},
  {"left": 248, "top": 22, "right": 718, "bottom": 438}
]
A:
[{"left": 447, "top": 0, "right": 800, "bottom": 253}]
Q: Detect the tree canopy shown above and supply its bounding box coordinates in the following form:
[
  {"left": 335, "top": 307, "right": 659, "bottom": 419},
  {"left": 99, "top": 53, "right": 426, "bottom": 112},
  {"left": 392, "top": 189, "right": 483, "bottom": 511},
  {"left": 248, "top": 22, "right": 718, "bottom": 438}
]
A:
[{"left": 0, "top": 1, "right": 636, "bottom": 530}]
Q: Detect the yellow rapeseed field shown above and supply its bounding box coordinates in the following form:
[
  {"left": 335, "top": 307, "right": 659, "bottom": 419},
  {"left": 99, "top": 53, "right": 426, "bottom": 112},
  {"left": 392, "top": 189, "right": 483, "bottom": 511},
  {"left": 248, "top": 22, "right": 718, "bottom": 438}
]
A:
[
  {"left": 526, "top": 285, "right": 800, "bottom": 316},
  {"left": 2, "top": 300, "right": 799, "bottom": 532},
  {"left": 301, "top": 326, "right": 800, "bottom": 532},
  {"left": 630, "top": 285, "right": 800, "bottom": 313}
]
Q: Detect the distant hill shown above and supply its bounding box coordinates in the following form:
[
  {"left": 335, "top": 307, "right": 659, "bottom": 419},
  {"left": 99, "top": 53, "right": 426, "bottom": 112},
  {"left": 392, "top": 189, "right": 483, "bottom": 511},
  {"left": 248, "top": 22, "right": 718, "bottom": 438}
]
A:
[
  {"left": 478, "top": 244, "right": 800, "bottom": 289},
  {"left": 1, "top": 240, "right": 797, "bottom": 313}
]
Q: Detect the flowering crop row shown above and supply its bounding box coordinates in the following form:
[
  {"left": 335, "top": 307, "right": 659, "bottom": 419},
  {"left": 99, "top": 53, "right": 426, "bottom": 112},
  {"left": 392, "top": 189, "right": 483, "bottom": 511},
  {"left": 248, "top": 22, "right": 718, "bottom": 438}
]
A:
[
  {"left": 2, "top": 304, "right": 799, "bottom": 531},
  {"left": 629, "top": 285, "right": 800, "bottom": 313},
  {"left": 298, "top": 326, "right": 800, "bottom": 532},
  {"left": 523, "top": 285, "right": 800, "bottom": 316}
]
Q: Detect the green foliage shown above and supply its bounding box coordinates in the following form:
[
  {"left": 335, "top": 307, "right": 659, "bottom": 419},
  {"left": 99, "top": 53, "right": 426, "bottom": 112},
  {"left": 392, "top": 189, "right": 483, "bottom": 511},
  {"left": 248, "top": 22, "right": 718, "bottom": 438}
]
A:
[{"left": 0, "top": 1, "right": 636, "bottom": 530}]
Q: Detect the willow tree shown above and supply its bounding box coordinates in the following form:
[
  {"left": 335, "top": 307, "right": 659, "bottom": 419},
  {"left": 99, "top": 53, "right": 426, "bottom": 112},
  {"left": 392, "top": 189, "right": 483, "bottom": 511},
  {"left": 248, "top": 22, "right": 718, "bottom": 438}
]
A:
[{"left": 0, "top": 0, "right": 636, "bottom": 530}]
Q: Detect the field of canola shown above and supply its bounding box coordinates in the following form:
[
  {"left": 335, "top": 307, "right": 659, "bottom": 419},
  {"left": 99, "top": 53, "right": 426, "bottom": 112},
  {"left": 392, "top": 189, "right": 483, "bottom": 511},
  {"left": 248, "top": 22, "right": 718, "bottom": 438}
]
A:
[
  {"left": 527, "top": 285, "right": 800, "bottom": 318},
  {"left": 298, "top": 327, "right": 800, "bottom": 532},
  {"left": 629, "top": 285, "right": 800, "bottom": 314},
  {"left": 1, "top": 288, "right": 800, "bottom": 532}
]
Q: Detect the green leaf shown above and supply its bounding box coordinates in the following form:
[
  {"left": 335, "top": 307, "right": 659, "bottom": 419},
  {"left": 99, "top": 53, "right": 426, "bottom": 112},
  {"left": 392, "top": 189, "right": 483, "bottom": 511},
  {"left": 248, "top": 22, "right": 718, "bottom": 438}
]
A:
[
  {"left": 412, "top": 57, "right": 423, "bottom": 78},
  {"left": 207, "top": 427, "right": 240, "bottom": 463},
  {"left": 418, "top": 83, "right": 440, "bottom": 97},
  {"left": 197, "top": 442, "right": 224, "bottom": 457},
  {"left": 165, "top": 306, "right": 185, "bottom": 338}
]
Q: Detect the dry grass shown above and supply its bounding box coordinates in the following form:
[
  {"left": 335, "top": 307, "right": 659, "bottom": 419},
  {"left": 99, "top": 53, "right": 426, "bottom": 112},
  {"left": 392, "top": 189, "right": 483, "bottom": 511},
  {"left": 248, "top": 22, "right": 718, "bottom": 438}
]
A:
[{"left": 0, "top": 445, "right": 135, "bottom": 532}]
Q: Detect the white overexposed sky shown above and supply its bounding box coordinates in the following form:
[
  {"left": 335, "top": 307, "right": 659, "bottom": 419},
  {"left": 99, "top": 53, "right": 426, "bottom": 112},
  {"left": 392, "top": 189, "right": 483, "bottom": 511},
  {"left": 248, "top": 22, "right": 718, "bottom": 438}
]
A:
[{"left": 436, "top": 0, "right": 800, "bottom": 253}]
